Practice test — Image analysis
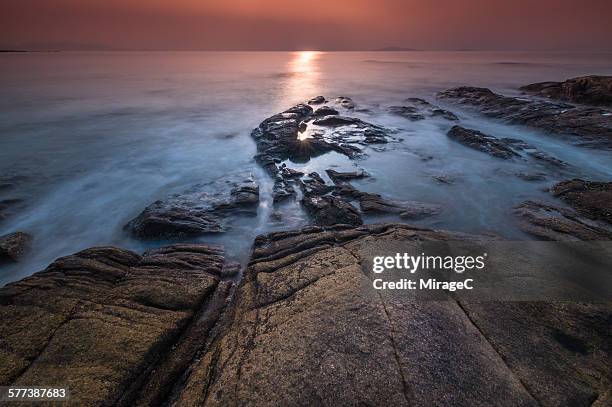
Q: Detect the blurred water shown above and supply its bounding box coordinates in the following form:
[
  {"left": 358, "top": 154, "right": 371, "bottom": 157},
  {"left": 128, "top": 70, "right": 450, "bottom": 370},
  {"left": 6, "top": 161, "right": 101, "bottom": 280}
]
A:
[{"left": 1, "top": 51, "right": 611, "bottom": 285}]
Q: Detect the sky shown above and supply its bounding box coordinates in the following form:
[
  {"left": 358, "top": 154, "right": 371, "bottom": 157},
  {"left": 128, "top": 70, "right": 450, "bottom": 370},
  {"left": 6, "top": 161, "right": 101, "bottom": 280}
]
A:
[{"left": 2, "top": 0, "right": 612, "bottom": 51}]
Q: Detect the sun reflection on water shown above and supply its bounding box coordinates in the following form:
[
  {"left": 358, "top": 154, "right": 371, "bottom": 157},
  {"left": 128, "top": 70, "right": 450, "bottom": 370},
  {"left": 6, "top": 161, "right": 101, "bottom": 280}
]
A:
[{"left": 280, "top": 51, "right": 322, "bottom": 108}]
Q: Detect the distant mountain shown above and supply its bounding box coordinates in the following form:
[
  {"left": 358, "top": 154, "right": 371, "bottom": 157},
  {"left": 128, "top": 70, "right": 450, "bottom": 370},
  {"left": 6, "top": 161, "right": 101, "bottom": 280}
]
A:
[{"left": 373, "top": 46, "right": 421, "bottom": 51}]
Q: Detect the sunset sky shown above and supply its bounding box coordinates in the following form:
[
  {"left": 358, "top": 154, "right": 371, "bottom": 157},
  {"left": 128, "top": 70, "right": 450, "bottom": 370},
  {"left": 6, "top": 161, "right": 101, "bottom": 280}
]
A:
[{"left": 2, "top": 0, "right": 611, "bottom": 51}]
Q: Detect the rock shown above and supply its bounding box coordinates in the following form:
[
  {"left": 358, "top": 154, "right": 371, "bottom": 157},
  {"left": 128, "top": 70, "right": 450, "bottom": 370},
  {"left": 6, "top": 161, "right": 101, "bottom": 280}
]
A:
[
  {"left": 438, "top": 86, "right": 612, "bottom": 149},
  {"left": 432, "top": 174, "right": 455, "bottom": 184},
  {"left": 279, "top": 164, "right": 304, "bottom": 178},
  {"left": 551, "top": 179, "right": 612, "bottom": 224},
  {"left": 389, "top": 98, "right": 458, "bottom": 121},
  {"left": 336, "top": 96, "right": 355, "bottom": 109},
  {"left": 521, "top": 75, "right": 612, "bottom": 107},
  {"left": 388, "top": 106, "right": 425, "bottom": 121},
  {"left": 312, "top": 115, "right": 362, "bottom": 127},
  {"left": 252, "top": 99, "right": 388, "bottom": 170},
  {"left": 313, "top": 106, "right": 339, "bottom": 116},
  {"left": 272, "top": 178, "right": 296, "bottom": 203},
  {"left": 0, "top": 232, "right": 32, "bottom": 264},
  {"left": 513, "top": 201, "right": 612, "bottom": 241},
  {"left": 502, "top": 138, "right": 567, "bottom": 167},
  {"left": 515, "top": 172, "right": 547, "bottom": 182},
  {"left": 251, "top": 103, "right": 314, "bottom": 169},
  {"left": 0, "top": 244, "right": 232, "bottom": 406},
  {"left": 300, "top": 172, "right": 334, "bottom": 197},
  {"left": 447, "top": 125, "right": 519, "bottom": 159},
  {"left": 325, "top": 169, "right": 368, "bottom": 183},
  {"left": 125, "top": 173, "right": 259, "bottom": 239},
  {"left": 358, "top": 192, "right": 442, "bottom": 219},
  {"left": 302, "top": 195, "right": 362, "bottom": 226},
  {"left": 173, "top": 224, "right": 610, "bottom": 406},
  {"left": 307, "top": 96, "right": 326, "bottom": 105}
]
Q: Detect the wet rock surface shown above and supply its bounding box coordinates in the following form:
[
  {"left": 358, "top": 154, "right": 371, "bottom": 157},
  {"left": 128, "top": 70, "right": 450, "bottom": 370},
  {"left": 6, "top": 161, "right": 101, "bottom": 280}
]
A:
[
  {"left": 125, "top": 173, "right": 259, "bottom": 239},
  {"left": 0, "top": 244, "right": 232, "bottom": 406},
  {"left": 0, "top": 232, "right": 32, "bottom": 264},
  {"left": 521, "top": 75, "right": 612, "bottom": 107},
  {"left": 438, "top": 86, "right": 612, "bottom": 149},
  {"left": 169, "top": 224, "right": 611, "bottom": 406}
]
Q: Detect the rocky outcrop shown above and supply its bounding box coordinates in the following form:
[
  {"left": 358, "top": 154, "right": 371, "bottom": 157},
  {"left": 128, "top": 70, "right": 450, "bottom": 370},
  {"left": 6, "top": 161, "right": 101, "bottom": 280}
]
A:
[
  {"left": 0, "top": 232, "right": 32, "bottom": 264},
  {"left": 169, "top": 224, "right": 611, "bottom": 406},
  {"left": 514, "top": 179, "right": 612, "bottom": 241},
  {"left": 251, "top": 98, "right": 403, "bottom": 216},
  {"left": 521, "top": 75, "right": 612, "bottom": 107},
  {"left": 551, "top": 179, "right": 612, "bottom": 224},
  {"left": 125, "top": 173, "right": 259, "bottom": 239},
  {"left": 438, "top": 86, "right": 612, "bottom": 149},
  {"left": 0, "top": 244, "right": 232, "bottom": 406},
  {"left": 389, "top": 98, "right": 458, "bottom": 121}
]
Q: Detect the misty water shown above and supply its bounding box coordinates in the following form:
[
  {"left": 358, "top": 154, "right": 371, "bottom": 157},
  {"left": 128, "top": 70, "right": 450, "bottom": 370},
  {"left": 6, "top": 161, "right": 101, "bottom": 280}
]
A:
[{"left": 1, "top": 51, "right": 612, "bottom": 285}]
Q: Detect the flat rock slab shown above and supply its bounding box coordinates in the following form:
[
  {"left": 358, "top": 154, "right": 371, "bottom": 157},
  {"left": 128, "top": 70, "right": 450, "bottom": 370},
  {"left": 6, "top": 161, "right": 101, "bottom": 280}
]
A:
[
  {"left": 521, "top": 75, "right": 612, "bottom": 107},
  {"left": 125, "top": 173, "right": 259, "bottom": 239},
  {"left": 171, "top": 224, "right": 611, "bottom": 406},
  {"left": 438, "top": 86, "right": 612, "bottom": 149},
  {"left": 0, "top": 232, "right": 32, "bottom": 264},
  {"left": 0, "top": 244, "right": 231, "bottom": 406}
]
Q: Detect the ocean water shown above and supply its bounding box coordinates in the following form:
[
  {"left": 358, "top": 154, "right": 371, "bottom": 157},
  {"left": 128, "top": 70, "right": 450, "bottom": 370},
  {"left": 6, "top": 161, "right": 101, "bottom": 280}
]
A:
[{"left": 1, "top": 51, "right": 611, "bottom": 285}]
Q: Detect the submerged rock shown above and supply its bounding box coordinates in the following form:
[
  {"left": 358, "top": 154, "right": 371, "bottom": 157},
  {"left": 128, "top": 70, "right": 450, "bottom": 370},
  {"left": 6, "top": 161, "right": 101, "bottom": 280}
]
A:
[
  {"left": 0, "top": 244, "right": 232, "bottom": 406},
  {"left": 438, "top": 86, "right": 612, "bottom": 149},
  {"left": 0, "top": 232, "right": 32, "bottom": 264},
  {"left": 521, "top": 75, "right": 612, "bottom": 107},
  {"left": 125, "top": 173, "right": 259, "bottom": 239},
  {"left": 389, "top": 98, "right": 458, "bottom": 121}
]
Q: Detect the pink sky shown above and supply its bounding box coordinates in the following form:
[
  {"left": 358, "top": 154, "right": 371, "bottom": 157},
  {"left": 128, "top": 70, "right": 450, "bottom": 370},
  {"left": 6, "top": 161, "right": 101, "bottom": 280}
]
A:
[{"left": 2, "top": 0, "right": 611, "bottom": 51}]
